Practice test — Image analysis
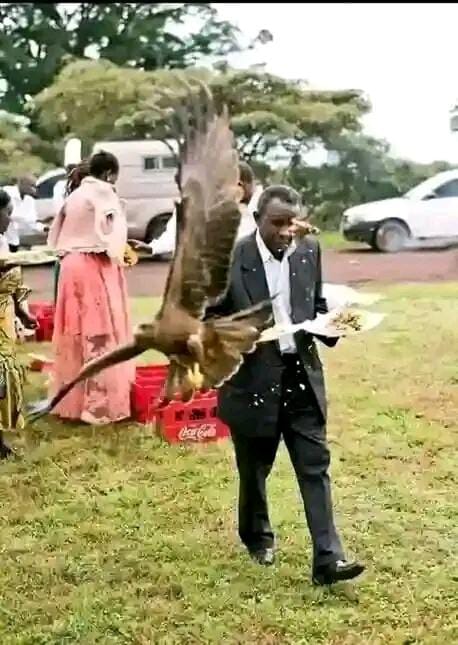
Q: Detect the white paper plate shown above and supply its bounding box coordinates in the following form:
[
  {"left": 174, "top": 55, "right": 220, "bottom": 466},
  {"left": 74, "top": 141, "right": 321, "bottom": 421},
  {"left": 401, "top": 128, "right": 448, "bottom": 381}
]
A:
[
  {"left": 259, "top": 307, "right": 386, "bottom": 342},
  {"left": 301, "top": 308, "right": 386, "bottom": 337}
]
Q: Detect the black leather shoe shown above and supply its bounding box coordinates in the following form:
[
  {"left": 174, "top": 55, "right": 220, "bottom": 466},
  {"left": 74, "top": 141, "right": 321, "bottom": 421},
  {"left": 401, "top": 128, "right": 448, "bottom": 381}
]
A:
[
  {"left": 248, "top": 547, "right": 276, "bottom": 566},
  {"left": 313, "top": 560, "right": 365, "bottom": 585}
]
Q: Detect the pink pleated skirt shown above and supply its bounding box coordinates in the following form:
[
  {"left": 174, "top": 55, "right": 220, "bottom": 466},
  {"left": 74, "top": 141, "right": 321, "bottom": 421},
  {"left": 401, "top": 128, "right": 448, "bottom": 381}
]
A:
[{"left": 51, "top": 253, "right": 135, "bottom": 424}]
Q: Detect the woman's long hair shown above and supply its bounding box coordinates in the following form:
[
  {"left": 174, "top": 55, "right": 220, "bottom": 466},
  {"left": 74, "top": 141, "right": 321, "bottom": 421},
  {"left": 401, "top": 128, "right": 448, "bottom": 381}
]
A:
[
  {"left": 64, "top": 151, "right": 119, "bottom": 197},
  {"left": 65, "top": 160, "right": 90, "bottom": 197}
]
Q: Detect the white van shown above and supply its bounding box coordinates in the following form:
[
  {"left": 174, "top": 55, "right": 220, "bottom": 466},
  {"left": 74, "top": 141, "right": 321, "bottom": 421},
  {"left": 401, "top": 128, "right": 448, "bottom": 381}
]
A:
[
  {"left": 341, "top": 169, "right": 458, "bottom": 252},
  {"left": 30, "top": 139, "right": 179, "bottom": 247}
]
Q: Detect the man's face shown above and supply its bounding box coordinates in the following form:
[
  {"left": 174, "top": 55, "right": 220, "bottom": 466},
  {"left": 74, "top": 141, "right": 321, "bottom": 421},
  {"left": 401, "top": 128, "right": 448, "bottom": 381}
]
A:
[
  {"left": 18, "top": 175, "right": 37, "bottom": 198},
  {"left": 0, "top": 201, "right": 13, "bottom": 234},
  {"left": 257, "top": 198, "right": 302, "bottom": 259}
]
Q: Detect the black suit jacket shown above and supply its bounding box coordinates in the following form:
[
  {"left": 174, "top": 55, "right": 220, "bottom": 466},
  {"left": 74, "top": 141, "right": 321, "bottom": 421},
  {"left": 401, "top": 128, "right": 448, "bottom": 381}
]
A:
[{"left": 208, "top": 233, "right": 336, "bottom": 438}]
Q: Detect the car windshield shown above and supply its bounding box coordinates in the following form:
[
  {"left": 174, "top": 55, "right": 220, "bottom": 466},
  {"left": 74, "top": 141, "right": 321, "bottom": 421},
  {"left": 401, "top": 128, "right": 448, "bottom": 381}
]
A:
[
  {"left": 404, "top": 176, "right": 440, "bottom": 200},
  {"left": 405, "top": 174, "right": 458, "bottom": 200}
]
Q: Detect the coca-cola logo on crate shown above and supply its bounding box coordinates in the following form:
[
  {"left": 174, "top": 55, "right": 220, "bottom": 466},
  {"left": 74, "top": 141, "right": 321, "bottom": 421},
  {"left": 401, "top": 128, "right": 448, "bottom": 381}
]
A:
[{"left": 178, "top": 423, "right": 217, "bottom": 442}]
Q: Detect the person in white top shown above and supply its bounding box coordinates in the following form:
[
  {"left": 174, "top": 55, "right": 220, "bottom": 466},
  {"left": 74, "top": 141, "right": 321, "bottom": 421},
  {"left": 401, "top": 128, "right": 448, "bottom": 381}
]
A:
[
  {"left": 236, "top": 161, "right": 262, "bottom": 240},
  {"left": 129, "top": 161, "right": 263, "bottom": 256},
  {"left": 52, "top": 164, "right": 77, "bottom": 216},
  {"left": 3, "top": 175, "right": 46, "bottom": 251}
]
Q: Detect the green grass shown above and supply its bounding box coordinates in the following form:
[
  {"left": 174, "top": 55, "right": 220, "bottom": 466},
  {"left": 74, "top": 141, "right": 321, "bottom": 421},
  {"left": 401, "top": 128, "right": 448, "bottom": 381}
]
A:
[
  {"left": 1, "top": 284, "right": 457, "bottom": 643},
  {"left": 319, "top": 231, "right": 363, "bottom": 251}
]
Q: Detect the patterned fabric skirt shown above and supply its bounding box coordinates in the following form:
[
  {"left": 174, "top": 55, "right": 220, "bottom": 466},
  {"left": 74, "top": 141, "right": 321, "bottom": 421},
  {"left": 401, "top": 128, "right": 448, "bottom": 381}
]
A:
[{"left": 51, "top": 253, "right": 134, "bottom": 425}]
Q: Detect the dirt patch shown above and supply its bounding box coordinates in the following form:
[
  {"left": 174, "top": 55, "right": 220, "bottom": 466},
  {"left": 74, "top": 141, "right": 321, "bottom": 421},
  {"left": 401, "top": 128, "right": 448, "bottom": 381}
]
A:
[{"left": 22, "top": 247, "right": 458, "bottom": 299}]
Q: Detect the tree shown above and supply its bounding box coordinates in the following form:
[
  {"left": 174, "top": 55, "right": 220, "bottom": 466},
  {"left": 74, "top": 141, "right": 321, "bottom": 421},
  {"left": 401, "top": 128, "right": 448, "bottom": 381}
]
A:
[
  {"left": 286, "top": 133, "right": 453, "bottom": 229},
  {"left": 0, "top": 111, "right": 56, "bottom": 184},
  {"left": 32, "top": 60, "right": 156, "bottom": 146},
  {"left": 32, "top": 61, "right": 371, "bottom": 164},
  {"left": 0, "top": 3, "right": 241, "bottom": 114},
  {"left": 117, "top": 69, "right": 370, "bottom": 159}
]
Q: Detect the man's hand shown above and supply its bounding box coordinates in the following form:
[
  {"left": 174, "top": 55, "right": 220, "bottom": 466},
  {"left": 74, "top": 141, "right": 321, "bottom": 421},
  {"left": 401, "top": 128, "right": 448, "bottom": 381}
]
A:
[{"left": 128, "top": 239, "right": 151, "bottom": 252}]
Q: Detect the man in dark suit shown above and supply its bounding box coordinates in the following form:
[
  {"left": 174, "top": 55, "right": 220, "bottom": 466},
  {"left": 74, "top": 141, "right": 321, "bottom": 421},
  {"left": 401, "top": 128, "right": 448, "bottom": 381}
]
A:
[{"left": 210, "top": 185, "right": 364, "bottom": 585}]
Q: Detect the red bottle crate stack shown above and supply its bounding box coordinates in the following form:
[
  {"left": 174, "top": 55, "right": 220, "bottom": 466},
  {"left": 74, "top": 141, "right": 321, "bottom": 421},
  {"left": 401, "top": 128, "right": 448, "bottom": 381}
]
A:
[
  {"left": 28, "top": 302, "right": 55, "bottom": 342},
  {"left": 131, "top": 364, "right": 169, "bottom": 423},
  {"left": 131, "top": 364, "right": 230, "bottom": 444},
  {"left": 156, "top": 394, "right": 230, "bottom": 444}
]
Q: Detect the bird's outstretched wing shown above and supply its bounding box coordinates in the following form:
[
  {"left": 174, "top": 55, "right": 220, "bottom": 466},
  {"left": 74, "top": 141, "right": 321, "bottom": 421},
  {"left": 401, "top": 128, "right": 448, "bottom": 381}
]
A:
[
  {"left": 157, "top": 80, "right": 242, "bottom": 321},
  {"left": 26, "top": 343, "right": 142, "bottom": 423}
]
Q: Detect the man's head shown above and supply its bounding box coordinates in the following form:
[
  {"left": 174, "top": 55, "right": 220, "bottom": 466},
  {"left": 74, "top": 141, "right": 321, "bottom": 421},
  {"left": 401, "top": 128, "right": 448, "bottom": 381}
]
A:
[
  {"left": 0, "top": 190, "right": 13, "bottom": 234},
  {"left": 254, "top": 185, "right": 303, "bottom": 259},
  {"left": 238, "top": 161, "right": 255, "bottom": 205},
  {"left": 17, "top": 174, "right": 37, "bottom": 198}
]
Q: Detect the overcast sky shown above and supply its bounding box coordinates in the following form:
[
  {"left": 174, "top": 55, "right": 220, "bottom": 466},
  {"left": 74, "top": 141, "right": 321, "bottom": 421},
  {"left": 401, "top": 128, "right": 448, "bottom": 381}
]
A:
[{"left": 216, "top": 2, "right": 458, "bottom": 164}]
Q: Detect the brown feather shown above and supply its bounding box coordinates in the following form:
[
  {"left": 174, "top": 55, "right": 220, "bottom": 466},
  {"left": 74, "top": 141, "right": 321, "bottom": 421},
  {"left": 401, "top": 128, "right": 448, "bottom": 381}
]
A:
[{"left": 157, "top": 80, "right": 241, "bottom": 322}]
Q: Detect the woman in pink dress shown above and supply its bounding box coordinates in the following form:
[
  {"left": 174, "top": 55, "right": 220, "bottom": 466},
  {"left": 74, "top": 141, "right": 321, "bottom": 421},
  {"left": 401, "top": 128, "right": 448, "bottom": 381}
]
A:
[{"left": 48, "top": 152, "right": 134, "bottom": 425}]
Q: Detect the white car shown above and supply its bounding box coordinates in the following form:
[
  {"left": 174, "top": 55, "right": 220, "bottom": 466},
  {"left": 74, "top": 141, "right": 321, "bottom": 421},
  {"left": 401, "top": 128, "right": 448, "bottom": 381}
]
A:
[{"left": 341, "top": 169, "right": 458, "bottom": 252}]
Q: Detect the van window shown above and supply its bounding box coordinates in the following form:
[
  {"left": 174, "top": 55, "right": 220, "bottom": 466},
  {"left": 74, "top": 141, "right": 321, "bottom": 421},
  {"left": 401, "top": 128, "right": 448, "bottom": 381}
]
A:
[
  {"left": 434, "top": 179, "right": 458, "bottom": 198},
  {"left": 143, "top": 156, "right": 177, "bottom": 171},
  {"left": 143, "top": 156, "right": 160, "bottom": 171}
]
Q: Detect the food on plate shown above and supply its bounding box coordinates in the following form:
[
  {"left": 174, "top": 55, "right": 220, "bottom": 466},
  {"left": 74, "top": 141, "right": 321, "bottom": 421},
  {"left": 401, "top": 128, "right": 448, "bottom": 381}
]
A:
[
  {"left": 258, "top": 307, "right": 385, "bottom": 343},
  {"left": 122, "top": 243, "right": 138, "bottom": 267},
  {"left": 329, "top": 309, "right": 363, "bottom": 333}
]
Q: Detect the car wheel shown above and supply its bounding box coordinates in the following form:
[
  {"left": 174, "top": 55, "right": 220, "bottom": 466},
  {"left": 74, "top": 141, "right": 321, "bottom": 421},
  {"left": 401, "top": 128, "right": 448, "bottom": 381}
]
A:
[{"left": 374, "top": 220, "right": 409, "bottom": 253}]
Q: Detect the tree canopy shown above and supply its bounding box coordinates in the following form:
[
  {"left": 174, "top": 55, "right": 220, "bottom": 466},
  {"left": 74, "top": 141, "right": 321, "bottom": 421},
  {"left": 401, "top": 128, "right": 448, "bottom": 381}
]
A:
[
  {"left": 29, "top": 59, "right": 452, "bottom": 229},
  {"left": 0, "top": 3, "right": 241, "bottom": 114},
  {"left": 286, "top": 133, "right": 452, "bottom": 228},
  {"left": 32, "top": 60, "right": 371, "bottom": 157},
  {"left": 0, "top": 111, "right": 55, "bottom": 183}
]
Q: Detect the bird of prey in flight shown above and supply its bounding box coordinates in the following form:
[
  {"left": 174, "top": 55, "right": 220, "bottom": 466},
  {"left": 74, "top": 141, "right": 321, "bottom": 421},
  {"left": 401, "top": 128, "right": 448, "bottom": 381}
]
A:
[{"left": 28, "top": 79, "right": 272, "bottom": 422}]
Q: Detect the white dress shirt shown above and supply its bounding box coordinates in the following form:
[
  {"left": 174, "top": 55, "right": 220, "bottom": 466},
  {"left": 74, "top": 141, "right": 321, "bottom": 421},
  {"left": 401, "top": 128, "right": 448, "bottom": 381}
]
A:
[
  {"left": 237, "top": 184, "right": 263, "bottom": 240},
  {"left": 150, "top": 210, "right": 177, "bottom": 256},
  {"left": 255, "top": 229, "right": 297, "bottom": 354},
  {"left": 3, "top": 185, "right": 44, "bottom": 247}
]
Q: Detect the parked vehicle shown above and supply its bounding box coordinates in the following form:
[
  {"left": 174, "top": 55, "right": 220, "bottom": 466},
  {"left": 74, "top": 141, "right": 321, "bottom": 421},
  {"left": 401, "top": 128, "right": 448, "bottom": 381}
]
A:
[
  {"left": 22, "top": 139, "right": 179, "bottom": 247},
  {"left": 341, "top": 169, "right": 458, "bottom": 252}
]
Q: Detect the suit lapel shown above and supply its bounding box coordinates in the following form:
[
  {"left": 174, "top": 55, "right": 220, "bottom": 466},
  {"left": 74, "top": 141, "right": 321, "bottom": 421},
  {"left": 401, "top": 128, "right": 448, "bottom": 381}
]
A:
[{"left": 240, "top": 234, "right": 270, "bottom": 305}]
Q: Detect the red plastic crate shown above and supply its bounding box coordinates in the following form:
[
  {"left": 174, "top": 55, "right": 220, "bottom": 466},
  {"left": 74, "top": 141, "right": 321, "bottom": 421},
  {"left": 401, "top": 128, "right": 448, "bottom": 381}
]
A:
[
  {"left": 29, "top": 302, "right": 55, "bottom": 318},
  {"left": 156, "top": 394, "right": 230, "bottom": 444},
  {"left": 131, "top": 365, "right": 168, "bottom": 423},
  {"left": 35, "top": 313, "right": 55, "bottom": 342},
  {"left": 29, "top": 302, "right": 55, "bottom": 343}
]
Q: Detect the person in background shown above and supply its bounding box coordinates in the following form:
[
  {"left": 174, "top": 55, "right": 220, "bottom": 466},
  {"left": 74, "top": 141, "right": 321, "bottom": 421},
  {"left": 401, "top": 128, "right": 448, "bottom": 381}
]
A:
[
  {"left": 51, "top": 162, "right": 90, "bottom": 303},
  {"left": 52, "top": 164, "right": 77, "bottom": 216},
  {"left": 236, "top": 161, "right": 263, "bottom": 239},
  {"left": 207, "top": 185, "right": 364, "bottom": 586},
  {"left": 128, "top": 161, "right": 263, "bottom": 255},
  {"left": 3, "top": 175, "right": 45, "bottom": 252},
  {"left": 0, "top": 190, "right": 37, "bottom": 459},
  {"left": 48, "top": 151, "right": 134, "bottom": 425}
]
